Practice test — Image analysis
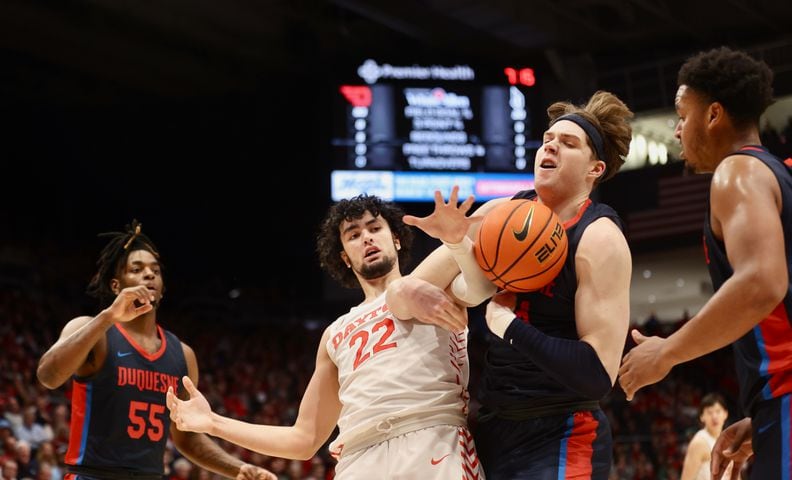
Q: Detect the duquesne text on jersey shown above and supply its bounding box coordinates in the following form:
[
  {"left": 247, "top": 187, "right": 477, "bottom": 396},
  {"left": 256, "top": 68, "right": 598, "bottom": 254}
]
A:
[{"left": 117, "top": 366, "right": 180, "bottom": 393}]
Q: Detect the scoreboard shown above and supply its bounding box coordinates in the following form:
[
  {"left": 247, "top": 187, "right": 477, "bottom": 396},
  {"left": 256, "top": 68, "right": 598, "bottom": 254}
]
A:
[{"left": 331, "top": 58, "right": 542, "bottom": 202}]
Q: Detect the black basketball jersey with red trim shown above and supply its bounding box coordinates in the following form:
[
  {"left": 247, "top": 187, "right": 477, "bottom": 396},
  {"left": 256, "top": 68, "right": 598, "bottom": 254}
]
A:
[
  {"left": 478, "top": 190, "right": 624, "bottom": 411},
  {"left": 703, "top": 145, "right": 792, "bottom": 416},
  {"left": 65, "top": 323, "right": 187, "bottom": 476}
]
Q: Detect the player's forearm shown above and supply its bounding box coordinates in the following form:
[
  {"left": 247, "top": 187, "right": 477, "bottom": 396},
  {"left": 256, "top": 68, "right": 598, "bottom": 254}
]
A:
[
  {"left": 37, "top": 311, "right": 115, "bottom": 388},
  {"left": 207, "top": 414, "right": 319, "bottom": 461},
  {"left": 664, "top": 271, "right": 784, "bottom": 366},
  {"left": 409, "top": 245, "right": 461, "bottom": 288},
  {"left": 176, "top": 431, "right": 246, "bottom": 478},
  {"left": 445, "top": 237, "right": 497, "bottom": 306},
  {"left": 502, "top": 320, "right": 613, "bottom": 399}
]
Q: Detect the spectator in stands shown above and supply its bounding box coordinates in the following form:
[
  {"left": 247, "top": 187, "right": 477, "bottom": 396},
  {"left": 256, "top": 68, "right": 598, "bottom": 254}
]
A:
[
  {"left": 1, "top": 458, "right": 18, "bottom": 480},
  {"left": 34, "top": 461, "right": 52, "bottom": 480},
  {"left": 170, "top": 457, "right": 193, "bottom": 480},
  {"left": 13, "top": 407, "right": 51, "bottom": 451},
  {"left": 679, "top": 392, "right": 732, "bottom": 480},
  {"left": 3, "top": 399, "right": 21, "bottom": 434},
  {"left": 13, "top": 441, "right": 35, "bottom": 480},
  {"left": 32, "top": 443, "right": 59, "bottom": 480}
]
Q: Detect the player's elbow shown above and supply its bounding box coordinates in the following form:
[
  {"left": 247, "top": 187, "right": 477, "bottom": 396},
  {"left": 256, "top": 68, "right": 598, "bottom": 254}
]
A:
[
  {"left": 744, "top": 268, "right": 787, "bottom": 314},
  {"left": 294, "top": 448, "right": 318, "bottom": 461},
  {"left": 765, "top": 272, "right": 789, "bottom": 307},
  {"left": 573, "top": 357, "right": 613, "bottom": 400},
  {"left": 576, "top": 378, "right": 613, "bottom": 401},
  {"left": 36, "top": 358, "right": 61, "bottom": 390},
  {"left": 288, "top": 428, "right": 325, "bottom": 460},
  {"left": 587, "top": 380, "right": 614, "bottom": 401},
  {"left": 289, "top": 440, "right": 320, "bottom": 461}
]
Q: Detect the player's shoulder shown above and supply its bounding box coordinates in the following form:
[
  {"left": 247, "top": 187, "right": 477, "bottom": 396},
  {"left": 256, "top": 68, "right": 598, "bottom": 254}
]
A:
[
  {"left": 716, "top": 151, "right": 774, "bottom": 180},
  {"left": 686, "top": 429, "right": 710, "bottom": 451},
  {"left": 579, "top": 216, "right": 627, "bottom": 248},
  {"left": 713, "top": 152, "right": 779, "bottom": 201},
  {"left": 61, "top": 315, "right": 99, "bottom": 336}
]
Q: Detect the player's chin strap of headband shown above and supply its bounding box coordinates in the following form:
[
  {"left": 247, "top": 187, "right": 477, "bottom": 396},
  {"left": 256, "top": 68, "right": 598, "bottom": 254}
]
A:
[{"left": 551, "top": 113, "right": 606, "bottom": 163}]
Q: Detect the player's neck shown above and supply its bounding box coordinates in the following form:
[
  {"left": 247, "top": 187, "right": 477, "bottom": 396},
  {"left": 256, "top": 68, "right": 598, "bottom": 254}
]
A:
[
  {"left": 359, "top": 271, "right": 400, "bottom": 304},
  {"left": 124, "top": 312, "right": 159, "bottom": 336},
  {"left": 542, "top": 191, "right": 591, "bottom": 224},
  {"left": 719, "top": 129, "right": 762, "bottom": 159}
]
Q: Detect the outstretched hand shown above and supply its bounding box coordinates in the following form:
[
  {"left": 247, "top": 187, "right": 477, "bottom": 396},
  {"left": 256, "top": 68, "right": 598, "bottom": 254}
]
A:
[
  {"left": 403, "top": 185, "right": 480, "bottom": 244},
  {"left": 106, "top": 285, "right": 155, "bottom": 322},
  {"left": 166, "top": 376, "right": 213, "bottom": 434},
  {"left": 711, "top": 418, "right": 752, "bottom": 480},
  {"left": 237, "top": 463, "right": 277, "bottom": 480},
  {"left": 617, "top": 329, "right": 673, "bottom": 400}
]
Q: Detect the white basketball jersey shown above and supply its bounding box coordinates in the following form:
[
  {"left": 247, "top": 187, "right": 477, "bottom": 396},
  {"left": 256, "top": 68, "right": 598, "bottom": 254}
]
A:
[
  {"left": 691, "top": 428, "right": 731, "bottom": 480},
  {"left": 325, "top": 292, "right": 470, "bottom": 457}
]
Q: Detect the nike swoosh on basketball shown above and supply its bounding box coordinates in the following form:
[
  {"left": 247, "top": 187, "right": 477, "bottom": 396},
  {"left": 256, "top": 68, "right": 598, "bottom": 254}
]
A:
[
  {"left": 117, "top": 351, "right": 134, "bottom": 358},
  {"left": 430, "top": 454, "right": 451, "bottom": 465},
  {"left": 512, "top": 205, "right": 535, "bottom": 241}
]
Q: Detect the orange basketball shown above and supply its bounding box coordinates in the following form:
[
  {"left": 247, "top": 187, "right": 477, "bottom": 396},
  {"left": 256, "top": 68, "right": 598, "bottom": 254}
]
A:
[{"left": 474, "top": 199, "right": 568, "bottom": 292}]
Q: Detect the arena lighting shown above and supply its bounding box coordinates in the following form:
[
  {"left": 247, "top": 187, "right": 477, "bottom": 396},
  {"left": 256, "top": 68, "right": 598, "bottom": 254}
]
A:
[
  {"left": 633, "top": 134, "right": 648, "bottom": 163},
  {"left": 648, "top": 141, "right": 660, "bottom": 165},
  {"left": 658, "top": 143, "right": 668, "bottom": 164},
  {"left": 648, "top": 140, "right": 669, "bottom": 165}
]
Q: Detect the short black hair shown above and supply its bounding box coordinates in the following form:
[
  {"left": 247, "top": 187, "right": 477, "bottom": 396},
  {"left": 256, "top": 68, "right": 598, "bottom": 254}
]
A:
[
  {"left": 678, "top": 46, "right": 774, "bottom": 127},
  {"left": 699, "top": 392, "right": 728, "bottom": 415},
  {"left": 86, "top": 219, "right": 162, "bottom": 306},
  {"left": 316, "top": 195, "right": 413, "bottom": 288}
]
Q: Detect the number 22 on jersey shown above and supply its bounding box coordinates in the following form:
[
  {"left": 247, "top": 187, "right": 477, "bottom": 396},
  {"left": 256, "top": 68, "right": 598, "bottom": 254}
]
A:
[{"left": 348, "top": 317, "right": 398, "bottom": 370}]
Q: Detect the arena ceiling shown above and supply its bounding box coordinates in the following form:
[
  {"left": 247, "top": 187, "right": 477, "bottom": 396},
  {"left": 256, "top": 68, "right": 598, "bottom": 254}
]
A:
[{"left": 1, "top": 0, "right": 790, "bottom": 100}]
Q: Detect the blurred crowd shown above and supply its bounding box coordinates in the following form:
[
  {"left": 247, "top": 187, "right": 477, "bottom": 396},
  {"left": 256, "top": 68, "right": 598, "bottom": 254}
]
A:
[{"left": 761, "top": 117, "right": 792, "bottom": 160}]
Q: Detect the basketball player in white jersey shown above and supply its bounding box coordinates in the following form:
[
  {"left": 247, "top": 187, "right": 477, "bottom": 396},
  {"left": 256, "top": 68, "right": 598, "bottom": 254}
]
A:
[
  {"left": 165, "top": 194, "right": 483, "bottom": 479},
  {"left": 680, "top": 392, "right": 733, "bottom": 480}
]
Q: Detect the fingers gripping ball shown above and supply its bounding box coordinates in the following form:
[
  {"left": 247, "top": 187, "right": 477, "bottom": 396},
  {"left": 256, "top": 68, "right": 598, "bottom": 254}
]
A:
[{"left": 474, "top": 199, "right": 568, "bottom": 292}]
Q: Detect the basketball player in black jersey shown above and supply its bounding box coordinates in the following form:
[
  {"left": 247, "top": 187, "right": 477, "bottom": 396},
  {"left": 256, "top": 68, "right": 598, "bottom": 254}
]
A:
[
  {"left": 36, "top": 220, "right": 275, "bottom": 480},
  {"left": 618, "top": 47, "right": 792, "bottom": 479},
  {"left": 394, "top": 90, "right": 634, "bottom": 479}
]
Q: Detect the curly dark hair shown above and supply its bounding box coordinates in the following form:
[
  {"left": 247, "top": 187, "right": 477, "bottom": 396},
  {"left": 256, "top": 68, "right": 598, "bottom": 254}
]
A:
[
  {"left": 86, "top": 219, "right": 163, "bottom": 306},
  {"left": 546, "top": 90, "right": 634, "bottom": 183},
  {"left": 678, "top": 46, "right": 774, "bottom": 128},
  {"left": 317, "top": 195, "right": 413, "bottom": 288}
]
